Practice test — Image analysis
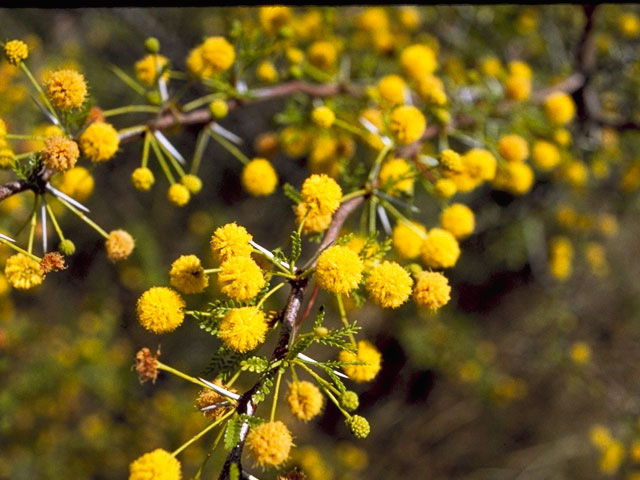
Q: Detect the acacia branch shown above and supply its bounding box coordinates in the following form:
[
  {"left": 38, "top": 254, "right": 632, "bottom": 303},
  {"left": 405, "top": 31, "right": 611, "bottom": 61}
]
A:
[{"left": 218, "top": 194, "right": 365, "bottom": 480}]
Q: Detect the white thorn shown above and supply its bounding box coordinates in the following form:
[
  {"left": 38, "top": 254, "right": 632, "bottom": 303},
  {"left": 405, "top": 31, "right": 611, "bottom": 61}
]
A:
[
  {"left": 197, "top": 377, "right": 241, "bottom": 400},
  {"left": 41, "top": 203, "right": 47, "bottom": 253},
  {"left": 377, "top": 205, "right": 392, "bottom": 235},
  {"left": 209, "top": 122, "right": 244, "bottom": 145},
  {"left": 199, "top": 401, "right": 231, "bottom": 411},
  {"left": 153, "top": 131, "right": 186, "bottom": 165},
  {"left": 46, "top": 185, "right": 90, "bottom": 213},
  {"left": 250, "top": 240, "right": 290, "bottom": 270},
  {"left": 297, "top": 352, "right": 349, "bottom": 379},
  {"left": 0, "top": 232, "right": 16, "bottom": 243}
]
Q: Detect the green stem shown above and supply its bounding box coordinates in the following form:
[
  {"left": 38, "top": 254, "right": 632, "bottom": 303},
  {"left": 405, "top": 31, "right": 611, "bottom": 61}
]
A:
[
  {"left": 20, "top": 63, "right": 59, "bottom": 122},
  {"left": 157, "top": 362, "right": 213, "bottom": 389},
  {"left": 0, "top": 237, "right": 41, "bottom": 261},
  {"left": 257, "top": 281, "right": 287, "bottom": 309},
  {"left": 297, "top": 361, "right": 342, "bottom": 397},
  {"left": 45, "top": 201, "right": 65, "bottom": 241},
  {"left": 203, "top": 268, "right": 221, "bottom": 274},
  {"left": 336, "top": 294, "right": 356, "bottom": 346},
  {"left": 341, "top": 189, "right": 367, "bottom": 203},
  {"left": 367, "top": 143, "right": 393, "bottom": 185},
  {"left": 226, "top": 370, "right": 241, "bottom": 388},
  {"left": 190, "top": 128, "right": 211, "bottom": 175},
  {"left": 141, "top": 130, "right": 151, "bottom": 168},
  {"left": 210, "top": 129, "right": 250, "bottom": 165},
  {"left": 27, "top": 199, "right": 38, "bottom": 254},
  {"left": 57, "top": 197, "right": 109, "bottom": 239},
  {"left": 156, "top": 137, "right": 186, "bottom": 177},
  {"left": 103, "top": 105, "right": 161, "bottom": 117},
  {"left": 193, "top": 423, "right": 227, "bottom": 480},
  {"left": 149, "top": 136, "right": 176, "bottom": 184},
  {"left": 4, "top": 134, "right": 46, "bottom": 141},
  {"left": 172, "top": 410, "right": 234, "bottom": 457},
  {"left": 334, "top": 118, "right": 368, "bottom": 137},
  {"left": 270, "top": 368, "right": 284, "bottom": 422},
  {"left": 183, "top": 93, "right": 223, "bottom": 112},
  {"left": 118, "top": 125, "right": 147, "bottom": 138}
]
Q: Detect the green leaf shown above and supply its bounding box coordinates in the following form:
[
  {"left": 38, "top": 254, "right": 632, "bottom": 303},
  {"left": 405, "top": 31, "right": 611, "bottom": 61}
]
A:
[
  {"left": 313, "top": 306, "right": 326, "bottom": 330},
  {"left": 223, "top": 416, "right": 242, "bottom": 450},
  {"left": 229, "top": 464, "right": 239, "bottom": 480},
  {"left": 316, "top": 322, "right": 361, "bottom": 351},
  {"left": 251, "top": 375, "right": 274, "bottom": 403},
  {"left": 283, "top": 183, "right": 302, "bottom": 203},
  {"left": 290, "top": 230, "right": 302, "bottom": 265},
  {"left": 203, "top": 346, "right": 246, "bottom": 381},
  {"left": 240, "top": 356, "right": 269, "bottom": 373}
]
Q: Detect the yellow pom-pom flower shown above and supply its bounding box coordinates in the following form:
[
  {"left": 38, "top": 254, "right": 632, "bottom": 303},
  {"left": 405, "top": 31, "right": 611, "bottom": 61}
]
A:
[
  {"left": 301, "top": 174, "right": 342, "bottom": 216},
  {"left": 413, "top": 271, "right": 451, "bottom": 310},
  {"left": 131, "top": 167, "right": 155, "bottom": 191},
  {"left": 242, "top": 158, "right": 278, "bottom": 196},
  {"left": 569, "top": 341, "right": 592, "bottom": 365},
  {"left": 315, "top": 245, "right": 363, "bottom": 295},
  {"left": 181, "top": 174, "right": 202, "bottom": 194},
  {"left": 136, "top": 287, "right": 185, "bottom": 334},
  {"left": 287, "top": 381, "right": 324, "bottom": 421},
  {"left": 45, "top": 69, "right": 87, "bottom": 110},
  {"left": 295, "top": 202, "right": 333, "bottom": 235},
  {"left": 167, "top": 183, "right": 190, "bottom": 207},
  {"left": 218, "top": 306, "right": 268, "bottom": 353},
  {"left": 439, "top": 149, "right": 463, "bottom": 172},
  {"left": 200, "top": 36, "right": 235, "bottom": 74},
  {"left": 79, "top": 121, "right": 119, "bottom": 162},
  {"left": 462, "top": 148, "right": 497, "bottom": 182},
  {"left": 210, "top": 223, "right": 253, "bottom": 263},
  {"left": 4, "top": 40, "right": 29, "bottom": 65},
  {"left": 493, "top": 162, "right": 535, "bottom": 195},
  {"left": 4, "top": 253, "right": 43, "bottom": 290},
  {"left": 311, "top": 106, "right": 335, "bottom": 129},
  {"left": 440, "top": 203, "right": 475, "bottom": 239},
  {"left": 129, "top": 448, "right": 181, "bottom": 480},
  {"left": 218, "top": 255, "right": 265, "bottom": 301},
  {"left": 339, "top": 340, "right": 382, "bottom": 383},
  {"left": 544, "top": 92, "right": 576, "bottom": 125},
  {"left": 135, "top": 54, "right": 169, "bottom": 86},
  {"left": 505, "top": 75, "right": 531, "bottom": 101},
  {"left": 377, "top": 74, "right": 406, "bottom": 105},
  {"left": 169, "top": 254, "right": 208, "bottom": 294},
  {"left": 549, "top": 236, "right": 573, "bottom": 281},
  {"left": 434, "top": 178, "right": 457, "bottom": 198},
  {"left": 420, "top": 228, "right": 461, "bottom": 269},
  {"left": 599, "top": 441, "right": 625, "bottom": 476},
  {"left": 531, "top": 140, "right": 561, "bottom": 171},
  {"left": 41, "top": 136, "right": 79, "bottom": 171},
  {"left": 379, "top": 158, "right": 414, "bottom": 195},
  {"left": 105, "top": 229, "right": 135, "bottom": 262},
  {"left": 389, "top": 105, "right": 426, "bottom": 145},
  {"left": 365, "top": 261, "right": 413, "bottom": 309},
  {"left": 257, "top": 60, "right": 278, "bottom": 83},
  {"left": 246, "top": 421, "right": 293, "bottom": 467},
  {"left": 392, "top": 221, "right": 427, "bottom": 259},
  {"left": 56, "top": 166, "right": 94, "bottom": 201},
  {"left": 308, "top": 41, "right": 337, "bottom": 71},
  {"left": 259, "top": 6, "right": 293, "bottom": 36},
  {"left": 498, "top": 134, "right": 529, "bottom": 163},
  {"left": 620, "top": 12, "right": 640, "bottom": 38},
  {"left": 400, "top": 44, "right": 437, "bottom": 81}
]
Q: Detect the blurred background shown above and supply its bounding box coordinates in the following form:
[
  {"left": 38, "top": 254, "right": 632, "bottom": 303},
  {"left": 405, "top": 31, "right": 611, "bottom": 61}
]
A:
[{"left": 2, "top": 6, "right": 640, "bottom": 480}]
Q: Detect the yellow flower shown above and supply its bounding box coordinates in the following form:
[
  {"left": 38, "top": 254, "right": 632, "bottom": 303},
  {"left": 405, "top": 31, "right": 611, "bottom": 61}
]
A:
[
  {"left": 210, "top": 223, "right": 253, "bottom": 263},
  {"left": 280, "top": 125, "right": 311, "bottom": 158},
  {"left": 421, "top": 228, "right": 460, "bottom": 269},
  {"left": 554, "top": 128, "right": 571, "bottom": 147},
  {"left": 416, "top": 75, "right": 447, "bottom": 106},
  {"left": 0, "top": 118, "right": 6, "bottom": 138},
  {"left": 181, "top": 174, "right": 202, "bottom": 194},
  {"left": 315, "top": 245, "right": 363, "bottom": 295},
  {"left": 4, "top": 40, "right": 29, "bottom": 65},
  {"left": 531, "top": 140, "right": 560, "bottom": 171},
  {"left": 569, "top": 341, "right": 591, "bottom": 365},
  {"left": 493, "top": 162, "right": 534, "bottom": 195},
  {"left": 218, "top": 306, "right": 268, "bottom": 353},
  {"left": 505, "top": 75, "right": 531, "bottom": 101},
  {"left": 365, "top": 261, "right": 413, "bottom": 309},
  {"left": 360, "top": 107, "right": 384, "bottom": 131},
  {"left": 0, "top": 147, "right": 14, "bottom": 169},
  {"left": 41, "top": 135, "right": 79, "bottom": 171},
  {"left": 286, "top": 47, "right": 304, "bottom": 65},
  {"left": 508, "top": 60, "right": 532, "bottom": 79},
  {"left": 620, "top": 13, "right": 640, "bottom": 38},
  {"left": 462, "top": 148, "right": 497, "bottom": 182},
  {"left": 311, "top": 106, "right": 335, "bottom": 129},
  {"left": 246, "top": 421, "right": 293, "bottom": 467},
  {"left": 399, "top": 6, "right": 421, "bottom": 31},
  {"left": 200, "top": 36, "right": 235, "bottom": 74},
  {"left": 598, "top": 214, "right": 618, "bottom": 237},
  {"left": 308, "top": 41, "right": 337, "bottom": 71},
  {"left": 105, "top": 229, "right": 135, "bottom": 262},
  {"left": 129, "top": 448, "right": 181, "bottom": 480},
  {"left": 544, "top": 92, "right": 576, "bottom": 125},
  {"left": 561, "top": 160, "right": 588, "bottom": 189},
  {"left": 590, "top": 425, "right": 613, "bottom": 449},
  {"left": 186, "top": 45, "right": 205, "bottom": 76},
  {"left": 135, "top": 54, "right": 169, "bottom": 86},
  {"left": 256, "top": 61, "right": 277, "bottom": 84},
  {"left": 287, "top": 381, "right": 324, "bottom": 421},
  {"left": 259, "top": 6, "right": 293, "bottom": 36},
  {"left": 195, "top": 380, "right": 237, "bottom": 420},
  {"left": 45, "top": 69, "right": 87, "bottom": 110},
  {"left": 600, "top": 441, "right": 625, "bottom": 475},
  {"left": 498, "top": 134, "right": 529, "bottom": 162},
  {"left": 79, "top": 122, "right": 119, "bottom": 162},
  {"left": 585, "top": 242, "right": 609, "bottom": 276},
  {"left": 434, "top": 178, "right": 457, "bottom": 198},
  {"left": 136, "top": 287, "right": 185, "bottom": 334},
  {"left": 242, "top": 158, "right": 278, "bottom": 196},
  {"left": 377, "top": 74, "right": 406, "bottom": 105},
  {"left": 549, "top": 236, "right": 573, "bottom": 281},
  {"left": 131, "top": 167, "right": 155, "bottom": 191},
  {"left": 301, "top": 174, "right": 342, "bottom": 216},
  {"left": 167, "top": 183, "right": 190, "bottom": 207},
  {"left": 339, "top": 340, "right": 382, "bottom": 383},
  {"left": 413, "top": 271, "right": 451, "bottom": 310},
  {"left": 439, "top": 149, "right": 462, "bottom": 172},
  {"left": 440, "top": 203, "right": 475, "bottom": 239},
  {"left": 56, "top": 166, "right": 94, "bottom": 201},
  {"left": 295, "top": 202, "right": 333, "bottom": 235},
  {"left": 169, "top": 254, "right": 208, "bottom": 294},
  {"left": 392, "top": 221, "right": 427, "bottom": 260},
  {"left": 218, "top": 255, "right": 265, "bottom": 301},
  {"left": 209, "top": 99, "right": 228, "bottom": 119},
  {"left": 357, "top": 7, "right": 389, "bottom": 32},
  {"left": 480, "top": 56, "right": 502, "bottom": 77},
  {"left": 379, "top": 158, "right": 414, "bottom": 195},
  {"left": 389, "top": 105, "right": 426, "bottom": 145},
  {"left": 400, "top": 44, "right": 437, "bottom": 81},
  {"left": 4, "top": 253, "right": 43, "bottom": 290}
]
